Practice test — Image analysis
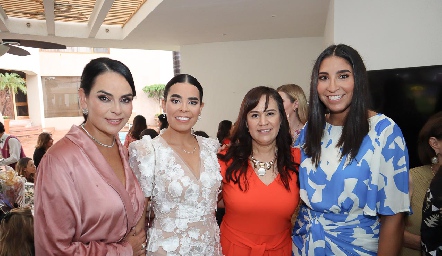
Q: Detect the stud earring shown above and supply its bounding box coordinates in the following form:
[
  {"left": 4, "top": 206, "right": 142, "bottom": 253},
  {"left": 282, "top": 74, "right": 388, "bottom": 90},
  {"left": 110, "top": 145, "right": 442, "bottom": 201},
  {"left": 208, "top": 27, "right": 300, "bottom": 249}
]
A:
[
  {"left": 82, "top": 109, "right": 89, "bottom": 115},
  {"left": 431, "top": 155, "right": 439, "bottom": 164}
]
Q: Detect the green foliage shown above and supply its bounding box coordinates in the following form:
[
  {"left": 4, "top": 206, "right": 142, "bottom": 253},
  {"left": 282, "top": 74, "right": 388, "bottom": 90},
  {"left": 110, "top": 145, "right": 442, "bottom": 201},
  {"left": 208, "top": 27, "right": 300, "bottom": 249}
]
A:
[
  {"left": 0, "top": 72, "right": 27, "bottom": 94},
  {"left": 142, "top": 84, "right": 165, "bottom": 101}
]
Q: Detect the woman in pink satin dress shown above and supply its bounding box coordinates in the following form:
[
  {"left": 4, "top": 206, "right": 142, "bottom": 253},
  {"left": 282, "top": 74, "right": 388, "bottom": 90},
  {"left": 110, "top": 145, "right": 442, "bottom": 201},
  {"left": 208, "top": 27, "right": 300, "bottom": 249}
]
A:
[{"left": 34, "top": 57, "right": 147, "bottom": 255}]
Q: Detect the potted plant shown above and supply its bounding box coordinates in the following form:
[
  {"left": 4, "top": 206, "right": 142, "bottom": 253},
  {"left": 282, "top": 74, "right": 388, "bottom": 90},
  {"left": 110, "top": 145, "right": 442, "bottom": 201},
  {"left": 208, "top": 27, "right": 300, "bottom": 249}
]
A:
[
  {"left": 0, "top": 72, "right": 27, "bottom": 120},
  {"left": 142, "top": 83, "right": 165, "bottom": 114}
]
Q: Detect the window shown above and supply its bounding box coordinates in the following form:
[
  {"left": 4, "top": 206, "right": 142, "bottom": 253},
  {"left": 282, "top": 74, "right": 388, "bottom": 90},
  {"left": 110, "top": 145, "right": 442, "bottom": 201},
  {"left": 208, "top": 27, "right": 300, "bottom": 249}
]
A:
[{"left": 42, "top": 76, "right": 81, "bottom": 118}]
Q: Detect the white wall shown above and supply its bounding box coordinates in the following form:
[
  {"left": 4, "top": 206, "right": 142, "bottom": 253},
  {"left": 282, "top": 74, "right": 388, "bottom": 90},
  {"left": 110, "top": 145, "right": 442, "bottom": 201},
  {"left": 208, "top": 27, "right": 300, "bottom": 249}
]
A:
[
  {"left": 331, "top": 0, "right": 442, "bottom": 70},
  {"left": 109, "top": 49, "right": 174, "bottom": 126},
  {"left": 25, "top": 74, "right": 44, "bottom": 127},
  {"left": 180, "top": 37, "right": 324, "bottom": 137},
  {"left": 323, "top": 0, "right": 335, "bottom": 47}
]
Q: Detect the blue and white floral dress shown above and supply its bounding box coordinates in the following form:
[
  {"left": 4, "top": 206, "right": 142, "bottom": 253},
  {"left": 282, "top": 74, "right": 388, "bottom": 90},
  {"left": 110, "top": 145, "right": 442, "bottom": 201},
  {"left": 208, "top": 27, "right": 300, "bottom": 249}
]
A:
[{"left": 292, "top": 114, "right": 411, "bottom": 255}]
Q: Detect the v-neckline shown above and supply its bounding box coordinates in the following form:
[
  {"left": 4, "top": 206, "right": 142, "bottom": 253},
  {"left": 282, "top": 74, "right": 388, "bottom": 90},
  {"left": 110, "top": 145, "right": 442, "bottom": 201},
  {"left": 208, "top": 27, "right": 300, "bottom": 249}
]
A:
[
  {"left": 159, "top": 136, "right": 203, "bottom": 180},
  {"left": 250, "top": 164, "right": 279, "bottom": 187}
]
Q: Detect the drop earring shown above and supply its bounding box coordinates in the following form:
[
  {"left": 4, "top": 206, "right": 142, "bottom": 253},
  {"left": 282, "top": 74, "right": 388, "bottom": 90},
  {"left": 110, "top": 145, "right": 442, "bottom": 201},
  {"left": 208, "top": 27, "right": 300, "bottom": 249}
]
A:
[
  {"left": 82, "top": 109, "right": 89, "bottom": 115},
  {"left": 198, "top": 114, "right": 201, "bottom": 120}
]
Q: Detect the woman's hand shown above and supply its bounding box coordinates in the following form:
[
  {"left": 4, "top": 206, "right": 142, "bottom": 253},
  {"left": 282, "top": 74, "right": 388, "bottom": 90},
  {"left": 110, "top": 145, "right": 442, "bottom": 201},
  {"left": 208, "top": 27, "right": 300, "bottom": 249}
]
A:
[{"left": 124, "top": 228, "right": 147, "bottom": 256}]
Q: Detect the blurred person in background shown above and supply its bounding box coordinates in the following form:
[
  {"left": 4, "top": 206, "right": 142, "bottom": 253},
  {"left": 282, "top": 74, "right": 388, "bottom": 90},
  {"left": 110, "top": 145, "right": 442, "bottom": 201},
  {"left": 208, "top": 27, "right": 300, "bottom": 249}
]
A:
[
  {"left": 33, "top": 132, "right": 53, "bottom": 168},
  {"left": 124, "top": 115, "right": 147, "bottom": 148},
  {"left": 15, "top": 157, "right": 36, "bottom": 183},
  {"left": 277, "top": 84, "right": 308, "bottom": 145}
]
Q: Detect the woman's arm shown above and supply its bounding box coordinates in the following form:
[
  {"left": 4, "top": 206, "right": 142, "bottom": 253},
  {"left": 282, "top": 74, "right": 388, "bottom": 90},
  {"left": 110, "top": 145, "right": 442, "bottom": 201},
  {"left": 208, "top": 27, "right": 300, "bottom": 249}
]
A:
[
  {"left": 378, "top": 213, "right": 406, "bottom": 256},
  {"left": 403, "top": 230, "right": 421, "bottom": 250}
]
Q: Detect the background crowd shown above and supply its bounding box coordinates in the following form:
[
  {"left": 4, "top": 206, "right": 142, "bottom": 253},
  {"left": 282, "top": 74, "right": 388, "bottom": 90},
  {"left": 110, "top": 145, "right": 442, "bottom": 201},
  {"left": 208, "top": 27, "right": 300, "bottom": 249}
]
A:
[{"left": 0, "top": 43, "right": 441, "bottom": 255}]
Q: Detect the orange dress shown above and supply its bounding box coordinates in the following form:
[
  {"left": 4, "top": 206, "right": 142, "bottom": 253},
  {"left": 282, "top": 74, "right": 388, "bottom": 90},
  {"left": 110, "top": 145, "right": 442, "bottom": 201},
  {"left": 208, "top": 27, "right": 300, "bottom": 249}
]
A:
[{"left": 219, "top": 148, "right": 300, "bottom": 256}]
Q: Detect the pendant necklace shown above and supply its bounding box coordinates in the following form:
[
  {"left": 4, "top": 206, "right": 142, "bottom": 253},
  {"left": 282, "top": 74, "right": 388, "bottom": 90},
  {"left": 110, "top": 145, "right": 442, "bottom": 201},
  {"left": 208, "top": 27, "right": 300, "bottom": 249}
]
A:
[
  {"left": 250, "top": 153, "right": 277, "bottom": 176},
  {"left": 80, "top": 124, "right": 115, "bottom": 148}
]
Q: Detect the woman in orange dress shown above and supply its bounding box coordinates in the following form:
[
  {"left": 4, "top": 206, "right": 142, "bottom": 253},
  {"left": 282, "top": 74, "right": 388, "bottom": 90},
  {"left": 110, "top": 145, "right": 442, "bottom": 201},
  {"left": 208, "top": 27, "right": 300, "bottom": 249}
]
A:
[{"left": 218, "top": 86, "right": 300, "bottom": 256}]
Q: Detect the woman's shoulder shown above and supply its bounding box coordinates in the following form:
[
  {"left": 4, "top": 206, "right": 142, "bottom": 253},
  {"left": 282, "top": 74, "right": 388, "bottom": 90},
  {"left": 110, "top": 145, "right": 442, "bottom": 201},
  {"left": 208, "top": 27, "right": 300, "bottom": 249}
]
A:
[
  {"left": 369, "top": 113, "right": 405, "bottom": 135},
  {"left": 198, "top": 136, "right": 220, "bottom": 153},
  {"left": 369, "top": 112, "right": 396, "bottom": 126},
  {"left": 129, "top": 135, "right": 158, "bottom": 156}
]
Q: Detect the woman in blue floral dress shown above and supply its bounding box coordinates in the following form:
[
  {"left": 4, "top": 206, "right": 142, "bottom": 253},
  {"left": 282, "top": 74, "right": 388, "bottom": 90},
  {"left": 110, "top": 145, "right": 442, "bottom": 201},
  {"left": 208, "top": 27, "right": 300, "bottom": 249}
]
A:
[{"left": 292, "top": 44, "right": 411, "bottom": 255}]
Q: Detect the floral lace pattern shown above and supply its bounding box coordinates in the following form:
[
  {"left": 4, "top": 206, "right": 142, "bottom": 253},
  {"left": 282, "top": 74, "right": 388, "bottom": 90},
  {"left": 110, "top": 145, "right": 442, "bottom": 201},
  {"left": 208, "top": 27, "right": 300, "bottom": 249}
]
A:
[{"left": 129, "top": 135, "right": 223, "bottom": 255}]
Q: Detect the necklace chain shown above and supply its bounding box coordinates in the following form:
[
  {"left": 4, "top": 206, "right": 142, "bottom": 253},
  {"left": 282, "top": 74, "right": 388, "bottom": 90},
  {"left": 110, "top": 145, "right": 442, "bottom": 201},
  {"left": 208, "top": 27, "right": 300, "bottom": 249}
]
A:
[
  {"left": 80, "top": 124, "right": 115, "bottom": 148},
  {"left": 179, "top": 135, "right": 198, "bottom": 154},
  {"left": 182, "top": 146, "right": 197, "bottom": 154},
  {"left": 431, "top": 164, "right": 438, "bottom": 176},
  {"left": 250, "top": 153, "right": 277, "bottom": 176}
]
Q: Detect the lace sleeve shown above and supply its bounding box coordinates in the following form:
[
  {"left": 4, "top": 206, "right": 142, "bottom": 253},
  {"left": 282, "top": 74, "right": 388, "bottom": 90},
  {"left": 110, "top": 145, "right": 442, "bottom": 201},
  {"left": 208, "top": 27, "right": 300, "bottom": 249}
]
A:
[
  {"left": 129, "top": 136, "right": 155, "bottom": 197},
  {"left": 202, "top": 137, "right": 220, "bottom": 154}
]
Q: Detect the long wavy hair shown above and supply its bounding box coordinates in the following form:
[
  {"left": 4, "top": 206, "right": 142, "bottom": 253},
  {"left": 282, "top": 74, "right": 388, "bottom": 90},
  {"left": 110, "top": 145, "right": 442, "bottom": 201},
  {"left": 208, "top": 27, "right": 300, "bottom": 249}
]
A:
[
  {"left": 218, "top": 86, "right": 298, "bottom": 191},
  {"left": 35, "top": 132, "right": 52, "bottom": 150},
  {"left": 304, "top": 44, "right": 372, "bottom": 167}
]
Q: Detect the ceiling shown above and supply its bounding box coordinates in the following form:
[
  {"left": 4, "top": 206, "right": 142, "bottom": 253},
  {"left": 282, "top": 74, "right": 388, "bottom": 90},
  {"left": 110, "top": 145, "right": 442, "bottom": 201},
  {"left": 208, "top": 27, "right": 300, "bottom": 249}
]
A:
[{"left": 0, "top": 0, "right": 330, "bottom": 51}]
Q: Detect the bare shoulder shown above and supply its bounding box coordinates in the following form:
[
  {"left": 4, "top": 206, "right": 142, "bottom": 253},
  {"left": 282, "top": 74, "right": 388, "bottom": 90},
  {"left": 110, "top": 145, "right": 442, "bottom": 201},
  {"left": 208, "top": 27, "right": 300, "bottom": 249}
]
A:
[{"left": 368, "top": 110, "right": 377, "bottom": 118}]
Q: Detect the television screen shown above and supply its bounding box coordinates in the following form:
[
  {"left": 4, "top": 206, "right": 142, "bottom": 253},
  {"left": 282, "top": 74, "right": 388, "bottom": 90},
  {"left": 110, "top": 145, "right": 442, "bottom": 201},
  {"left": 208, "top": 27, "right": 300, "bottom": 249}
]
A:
[{"left": 368, "top": 65, "right": 442, "bottom": 168}]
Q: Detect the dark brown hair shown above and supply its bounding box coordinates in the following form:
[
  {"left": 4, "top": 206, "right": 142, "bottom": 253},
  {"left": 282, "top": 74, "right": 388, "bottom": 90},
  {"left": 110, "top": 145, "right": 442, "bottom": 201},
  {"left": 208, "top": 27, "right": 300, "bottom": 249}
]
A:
[{"left": 218, "top": 86, "right": 297, "bottom": 191}]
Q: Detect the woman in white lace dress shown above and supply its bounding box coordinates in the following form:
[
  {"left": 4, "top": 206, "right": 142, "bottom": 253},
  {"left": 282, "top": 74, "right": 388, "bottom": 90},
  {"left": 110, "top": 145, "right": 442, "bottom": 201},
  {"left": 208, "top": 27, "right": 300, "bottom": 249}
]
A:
[{"left": 129, "top": 74, "right": 223, "bottom": 256}]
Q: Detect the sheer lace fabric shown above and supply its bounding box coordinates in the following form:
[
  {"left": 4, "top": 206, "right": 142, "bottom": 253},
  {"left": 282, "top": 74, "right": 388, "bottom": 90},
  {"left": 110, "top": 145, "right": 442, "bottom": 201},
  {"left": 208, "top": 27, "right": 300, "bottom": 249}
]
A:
[{"left": 129, "top": 135, "right": 223, "bottom": 255}]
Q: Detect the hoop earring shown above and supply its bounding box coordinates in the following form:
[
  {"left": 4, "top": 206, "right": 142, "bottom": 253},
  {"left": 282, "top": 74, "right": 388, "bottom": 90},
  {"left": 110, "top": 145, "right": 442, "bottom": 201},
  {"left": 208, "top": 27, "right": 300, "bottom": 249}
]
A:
[{"left": 82, "top": 109, "right": 89, "bottom": 115}]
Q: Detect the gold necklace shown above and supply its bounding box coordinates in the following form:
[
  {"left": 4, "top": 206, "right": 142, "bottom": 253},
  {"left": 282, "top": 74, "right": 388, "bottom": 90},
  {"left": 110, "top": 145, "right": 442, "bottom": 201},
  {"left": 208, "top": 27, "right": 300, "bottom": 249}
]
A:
[{"left": 250, "top": 153, "right": 277, "bottom": 176}]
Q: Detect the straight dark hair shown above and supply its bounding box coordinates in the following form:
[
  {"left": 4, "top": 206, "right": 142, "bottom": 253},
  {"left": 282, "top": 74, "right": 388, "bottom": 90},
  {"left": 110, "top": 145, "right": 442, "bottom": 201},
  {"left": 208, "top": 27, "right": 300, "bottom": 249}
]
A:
[
  {"left": 218, "top": 86, "right": 298, "bottom": 191},
  {"left": 304, "top": 44, "right": 372, "bottom": 166}
]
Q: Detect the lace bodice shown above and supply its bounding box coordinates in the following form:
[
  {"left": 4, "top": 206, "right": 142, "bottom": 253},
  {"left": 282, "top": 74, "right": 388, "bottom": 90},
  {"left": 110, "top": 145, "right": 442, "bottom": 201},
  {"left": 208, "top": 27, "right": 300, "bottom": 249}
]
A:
[{"left": 129, "top": 135, "right": 223, "bottom": 255}]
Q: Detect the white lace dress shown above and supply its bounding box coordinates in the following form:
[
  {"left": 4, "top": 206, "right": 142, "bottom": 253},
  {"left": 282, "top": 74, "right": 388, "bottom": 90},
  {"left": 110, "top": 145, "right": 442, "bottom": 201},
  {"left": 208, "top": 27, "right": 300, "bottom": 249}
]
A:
[{"left": 129, "top": 135, "right": 223, "bottom": 256}]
